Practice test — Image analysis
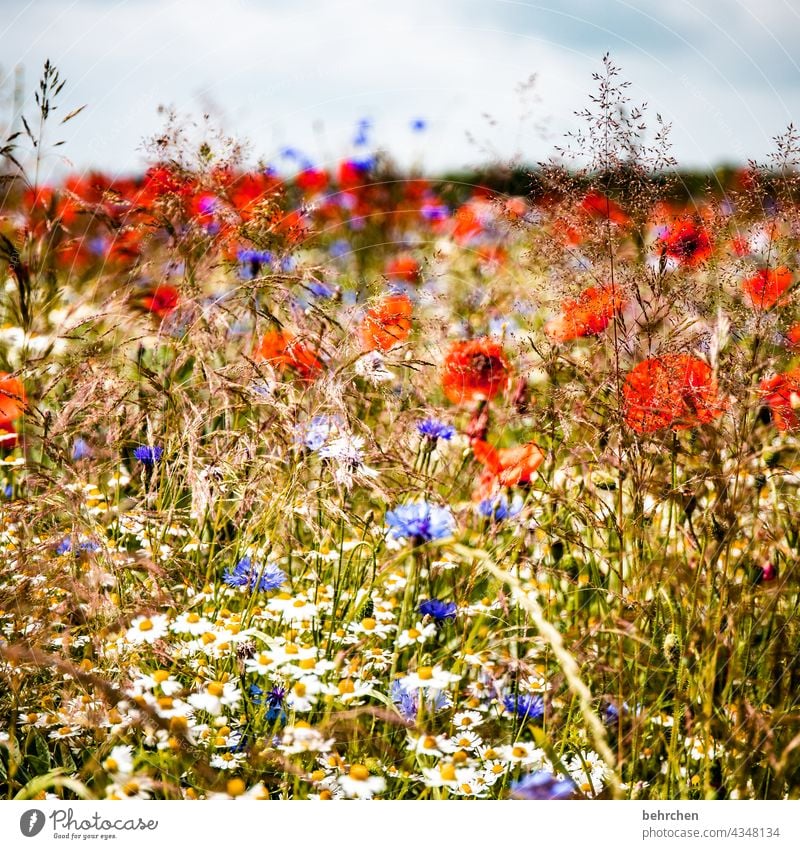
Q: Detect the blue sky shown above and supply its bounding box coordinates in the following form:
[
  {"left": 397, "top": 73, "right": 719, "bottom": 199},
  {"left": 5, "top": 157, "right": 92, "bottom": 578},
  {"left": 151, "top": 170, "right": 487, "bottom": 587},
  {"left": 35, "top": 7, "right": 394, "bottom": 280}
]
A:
[{"left": 2, "top": 0, "right": 799, "bottom": 175}]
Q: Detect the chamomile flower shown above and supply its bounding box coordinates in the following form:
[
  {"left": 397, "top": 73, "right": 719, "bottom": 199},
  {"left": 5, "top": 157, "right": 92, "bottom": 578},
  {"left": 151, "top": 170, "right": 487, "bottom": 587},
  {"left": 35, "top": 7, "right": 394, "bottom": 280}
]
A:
[
  {"left": 187, "top": 681, "right": 242, "bottom": 716},
  {"left": 396, "top": 620, "right": 437, "bottom": 648},
  {"left": 407, "top": 733, "right": 447, "bottom": 758},
  {"left": 399, "top": 665, "right": 461, "bottom": 692},
  {"left": 338, "top": 764, "right": 386, "bottom": 799},
  {"left": 209, "top": 751, "right": 246, "bottom": 770},
  {"left": 170, "top": 611, "right": 214, "bottom": 636},
  {"left": 102, "top": 745, "right": 134, "bottom": 776},
  {"left": 451, "top": 710, "right": 485, "bottom": 729},
  {"left": 125, "top": 614, "right": 169, "bottom": 644},
  {"left": 441, "top": 730, "right": 483, "bottom": 753},
  {"left": 567, "top": 751, "right": 610, "bottom": 796},
  {"left": 349, "top": 616, "right": 396, "bottom": 639}
]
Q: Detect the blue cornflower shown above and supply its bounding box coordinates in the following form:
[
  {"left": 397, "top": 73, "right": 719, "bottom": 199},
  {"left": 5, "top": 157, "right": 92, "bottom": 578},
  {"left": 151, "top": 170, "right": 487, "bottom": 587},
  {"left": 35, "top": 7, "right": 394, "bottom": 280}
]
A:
[
  {"left": 87, "top": 236, "right": 109, "bottom": 256},
  {"left": 237, "top": 248, "right": 273, "bottom": 280},
  {"left": 133, "top": 445, "right": 163, "bottom": 466},
  {"left": 410, "top": 118, "right": 427, "bottom": 132},
  {"left": 307, "top": 278, "right": 336, "bottom": 299},
  {"left": 353, "top": 118, "right": 372, "bottom": 146},
  {"left": 56, "top": 538, "right": 100, "bottom": 556},
  {"left": 329, "top": 239, "right": 351, "bottom": 259},
  {"left": 602, "top": 700, "right": 632, "bottom": 726},
  {"left": 477, "top": 493, "right": 524, "bottom": 522},
  {"left": 417, "top": 418, "right": 455, "bottom": 442},
  {"left": 503, "top": 693, "right": 545, "bottom": 721},
  {"left": 420, "top": 202, "right": 448, "bottom": 222},
  {"left": 385, "top": 501, "right": 456, "bottom": 545},
  {"left": 71, "top": 437, "right": 92, "bottom": 461},
  {"left": 390, "top": 679, "right": 451, "bottom": 721},
  {"left": 223, "top": 556, "right": 286, "bottom": 593},
  {"left": 511, "top": 770, "right": 576, "bottom": 800},
  {"left": 418, "top": 598, "right": 457, "bottom": 622},
  {"left": 349, "top": 156, "right": 375, "bottom": 173},
  {"left": 250, "top": 684, "right": 287, "bottom": 723}
]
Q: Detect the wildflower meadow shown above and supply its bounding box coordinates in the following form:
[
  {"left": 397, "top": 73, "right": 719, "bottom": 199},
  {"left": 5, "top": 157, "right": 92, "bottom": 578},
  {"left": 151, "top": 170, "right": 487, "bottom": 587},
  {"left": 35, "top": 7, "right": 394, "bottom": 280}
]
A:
[{"left": 2, "top": 55, "right": 800, "bottom": 803}]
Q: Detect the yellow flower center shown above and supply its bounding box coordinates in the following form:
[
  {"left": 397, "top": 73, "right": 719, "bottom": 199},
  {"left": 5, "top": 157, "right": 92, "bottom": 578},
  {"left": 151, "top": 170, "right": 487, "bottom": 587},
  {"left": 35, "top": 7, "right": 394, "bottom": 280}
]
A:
[
  {"left": 417, "top": 666, "right": 433, "bottom": 680},
  {"left": 299, "top": 658, "right": 316, "bottom": 670},
  {"left": 349, "top": 764, "right": 370, "bottom": 781},
  {"left": 207, "top": 681, "right": 224, "bottom": 698},
  {"left": 423, "top": 736, "right": 437, "bottom": 749},
  {"left": 293, "top": 682, "right": 307, "bottom": 698},
  {"left": 407, "top": 628, "right": 421, "bottom": 639},
  {"left": 226, "top": 778, "right": 245, "bottom": 797},
  {"left": 187, "top": 613, "right": 200, "bottom": 624},
  {"left": 338, "top": 679, "right": 355, "bottom": 695},
  {"left": 361, "top": 618, "right": 377, "bottom": 631},
  {"left": 137, "top": 618, "right": 153, "bottom": 632},
  {"left": 152, "top": 670, "right": 170, "bottom": 684},
  {"left": 439, "top": 764, "right": 456, "bottom": 781}
]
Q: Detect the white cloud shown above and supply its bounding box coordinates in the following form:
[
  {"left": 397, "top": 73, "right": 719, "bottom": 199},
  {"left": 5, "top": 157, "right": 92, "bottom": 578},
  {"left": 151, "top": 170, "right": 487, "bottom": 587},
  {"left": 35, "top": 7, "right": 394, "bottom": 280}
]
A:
[{"left": 1, "top": 0, "right": 798, "bottom": 176}]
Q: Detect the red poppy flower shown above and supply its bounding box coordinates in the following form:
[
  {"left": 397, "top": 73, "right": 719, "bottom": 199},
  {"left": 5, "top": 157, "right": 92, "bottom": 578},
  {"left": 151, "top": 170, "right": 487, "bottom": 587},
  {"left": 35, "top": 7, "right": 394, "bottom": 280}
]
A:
[
  {"left": 338, "top": 160, "right": 368, "bottom": 189},
  {"left": 0, "top": 416, "right": 17, "bottom": 451},
  {"left": 296, "top": 168, "right": 329, "bottom": 194},
  {"left": 623, "top": 354, "right": 723, "bottom": 433},
  {"left": 742, "top": 266, "right": 793, "bottom": 310},
  {"left": 761, "top": 369, "right": 800, "bottom": 431},
  {"left": 472, "top": 439, "right": 545, "bottom": 488},
  {"left": 228, "top": 171, "right": 280, "bottom": 221},
  {"left": 0, "top": 373, "right": 26, "bottom": 421},
  {"left": 255, "top": 329, "right": 323, "bottom": 381},
  {"left": 451, "top": 204, "right": 483, "bottom": 245},
  {"left": 659, "top": 218, "right": 713, "bottom": 266},
  {"left": 580, "top": 192, "right": 630, "bottom": 227},
  {"left": 140, "top": 284, "right": 179, "bottom": 317},
  {"left": 385, "top": 255, "right": 421, "bottom": 283},
  {"left": 441, "top": 338, "right": 510, "bottom": 405},
  {"left": 477, "top": 245, "right": 507, "bottom": 271},
  {"left": 545, "top": 283, "right": 626, "bottom": 343},
  {"left": 359, "top": 293, "right": 413, "bottom": 352}
]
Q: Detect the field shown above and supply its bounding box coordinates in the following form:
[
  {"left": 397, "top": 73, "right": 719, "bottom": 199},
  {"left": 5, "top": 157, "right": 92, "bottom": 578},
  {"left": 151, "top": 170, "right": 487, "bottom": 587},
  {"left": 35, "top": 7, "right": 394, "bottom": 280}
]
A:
[{"left": 1, "top": 59, "right": 800, "bottom": 801}]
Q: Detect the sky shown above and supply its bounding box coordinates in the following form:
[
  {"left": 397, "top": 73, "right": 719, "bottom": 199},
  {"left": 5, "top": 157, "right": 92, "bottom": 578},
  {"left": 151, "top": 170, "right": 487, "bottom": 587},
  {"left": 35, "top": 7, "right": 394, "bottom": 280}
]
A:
[{"left": 1, "top": 0, "right": 799, "bottom": 176}]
